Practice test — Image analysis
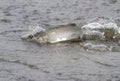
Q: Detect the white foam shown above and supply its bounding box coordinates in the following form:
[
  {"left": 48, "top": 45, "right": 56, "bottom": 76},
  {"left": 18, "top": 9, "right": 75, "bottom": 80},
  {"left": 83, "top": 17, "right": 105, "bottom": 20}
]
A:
[
  {"left": 28, "top": 26, "right": 45, "bottom": 35},
  {"left": 82, "top": 22, "right": 103, "bottom": 30},
  {"left": 83, "top": 30, "right": 103, "bottom": 35},
  {"left": 82, "top": 22, "right": 118, "bottom": 30},
  {"left": 81, "top": 22, "right": 119, "bottom": 37},
  {"left": 118, "top": 28, "right": 120, "bottom": 34},
  {"left": 83, "top": 43, "right": 109, "bottom": 51},
  {"left": 103, "top": 23, "right": 118, "bottom": 30},
  {"left": 21, "top": 26, "right": 45, "bottom": 39},
  {"left": 81, "top": 29, "right": 105, "bottom": 39}
]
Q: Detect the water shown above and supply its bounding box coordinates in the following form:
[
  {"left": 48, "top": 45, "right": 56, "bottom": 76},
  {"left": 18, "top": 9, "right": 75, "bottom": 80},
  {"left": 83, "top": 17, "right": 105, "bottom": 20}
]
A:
[{"left": 0, "top": 0, "right": 120, "bottom": 81}]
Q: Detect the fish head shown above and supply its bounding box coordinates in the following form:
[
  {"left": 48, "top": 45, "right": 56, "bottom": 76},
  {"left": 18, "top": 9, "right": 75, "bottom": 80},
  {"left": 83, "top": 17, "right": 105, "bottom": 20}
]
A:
[
  {"left": 21, "top": 31, "right": 48, "bottom": 43},
  {"left": 32, "top": 36, "right": 48, "bottom": 43}
]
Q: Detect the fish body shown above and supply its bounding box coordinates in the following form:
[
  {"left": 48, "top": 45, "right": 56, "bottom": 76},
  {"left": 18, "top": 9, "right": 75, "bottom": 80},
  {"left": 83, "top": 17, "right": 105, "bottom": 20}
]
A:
[{"left": 26, "top": 24, "right": 82, "bottom": 43}]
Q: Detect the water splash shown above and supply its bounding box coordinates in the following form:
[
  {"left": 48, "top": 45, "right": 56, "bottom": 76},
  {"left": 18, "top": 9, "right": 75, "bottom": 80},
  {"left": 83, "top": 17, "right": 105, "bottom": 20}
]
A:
[
  {"left": 82, "top": 22, "right": 119, "bottom": 31},
  {"left": 80, "top": 42, "right": 110, "bottom": 52},
  {"left": 81, "top": 22, "right": 120, "bottom": 40},
  {"left": 21, "top": 25, "right": 45, "bottom": 39}
]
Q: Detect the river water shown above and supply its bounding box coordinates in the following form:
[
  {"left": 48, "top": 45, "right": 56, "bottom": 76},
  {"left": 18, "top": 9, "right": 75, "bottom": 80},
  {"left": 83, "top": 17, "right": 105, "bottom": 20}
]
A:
[{"left": 0, "top": 0, "right": 120, "bottom": 81}]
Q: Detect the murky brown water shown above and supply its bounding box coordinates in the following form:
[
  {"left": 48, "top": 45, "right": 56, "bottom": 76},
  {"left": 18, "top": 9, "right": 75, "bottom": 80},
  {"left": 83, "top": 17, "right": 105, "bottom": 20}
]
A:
[{"left": 0, "top": 0, "right": 120, "bottom": 81}]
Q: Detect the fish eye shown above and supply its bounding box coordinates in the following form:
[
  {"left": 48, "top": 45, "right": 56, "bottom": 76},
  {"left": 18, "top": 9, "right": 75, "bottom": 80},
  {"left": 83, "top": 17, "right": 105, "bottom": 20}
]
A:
[{"left": 28, "top": 35, "right": 33, "bottom": 39}]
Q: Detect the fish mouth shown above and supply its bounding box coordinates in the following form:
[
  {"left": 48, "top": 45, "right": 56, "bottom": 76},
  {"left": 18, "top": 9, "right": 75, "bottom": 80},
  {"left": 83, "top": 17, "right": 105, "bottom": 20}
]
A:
[{"left": 31, "top": 36, "right": 48, "bottom": 43}]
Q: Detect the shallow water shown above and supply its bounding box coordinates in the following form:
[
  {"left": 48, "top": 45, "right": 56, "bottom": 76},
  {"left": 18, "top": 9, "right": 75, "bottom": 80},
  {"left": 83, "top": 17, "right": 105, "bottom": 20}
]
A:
[{"left": 0, "top": 0, "right": 120, "bottom": 81}]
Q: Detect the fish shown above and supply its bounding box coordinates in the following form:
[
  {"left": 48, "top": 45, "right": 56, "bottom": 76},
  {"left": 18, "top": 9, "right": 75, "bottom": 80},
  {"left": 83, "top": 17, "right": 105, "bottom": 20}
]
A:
[{"left": 22, "top": 24, "right": 82, "bottom": 43}]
